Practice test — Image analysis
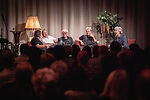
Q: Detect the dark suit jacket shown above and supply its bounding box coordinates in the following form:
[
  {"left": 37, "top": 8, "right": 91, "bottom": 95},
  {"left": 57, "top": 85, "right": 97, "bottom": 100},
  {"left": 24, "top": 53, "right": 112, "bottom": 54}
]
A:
[{"left": 115, "top": 33, "right": 129, "bottom": 49}]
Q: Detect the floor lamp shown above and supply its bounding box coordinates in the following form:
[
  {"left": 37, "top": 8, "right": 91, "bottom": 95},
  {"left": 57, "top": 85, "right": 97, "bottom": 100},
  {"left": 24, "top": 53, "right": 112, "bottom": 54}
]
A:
[{"left": 25, "top": 16, "right": 41, "bottom": 42}]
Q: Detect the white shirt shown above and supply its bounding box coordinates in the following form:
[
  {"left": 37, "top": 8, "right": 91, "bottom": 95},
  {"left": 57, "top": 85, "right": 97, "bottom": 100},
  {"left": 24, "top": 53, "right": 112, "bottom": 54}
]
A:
[{"left": 41, "top": 35, "right": 56, "bottom": 44}]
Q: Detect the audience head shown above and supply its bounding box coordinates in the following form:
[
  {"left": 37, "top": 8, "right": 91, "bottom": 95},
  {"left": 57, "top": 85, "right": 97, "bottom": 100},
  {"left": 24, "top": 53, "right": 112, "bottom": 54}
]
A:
[
  {"left": 117, "top": 50, "right": 136, "bottom": 69},
  {"left": 32, "top": 68, "right": 59, "bottom": 98},
  {"left": 19, "top": 43, "right": 29, "bottom": 55},
  {"left": 32, "top": 67, "right": 58, "bottom": 86},
  {"left": 100, "top": 69, "right": 128, "bottom": 100},
  {"left": 135, "top": 68, "right": 150, "bottom": 100},
  {"left": 129, "top": 43, "right": 141, "bottom": 51},
  {"left": 50, "top": 60, "right": 68, "bottom": 77},
  {"left": 53, "top": 45, "right": 65, "bottom": 60},
  {"left": 15, "top": 61, "right": 33, "bottom": 84},
  {"left": 40, "top": 52, "right": 55, "bottom": 68},
  {"left": 0, "top": 48, "right": 14, "bottom": 68},
  {"left": 110, "top": 41, "right": 122, "bottom": 55}
]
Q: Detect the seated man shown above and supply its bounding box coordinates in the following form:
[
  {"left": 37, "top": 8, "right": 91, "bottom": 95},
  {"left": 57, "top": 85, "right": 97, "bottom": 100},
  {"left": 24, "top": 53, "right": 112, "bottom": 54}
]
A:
[
  {"left": 41, "top": 29, "right": 56, "bottom": 46},
  {"left": 76, "top": 27, "right": 98, "bottom": 47},
  {"left": 57, "top": 29, "right": 75, "bottom": 46},
  {"left": 31, "top": 30, "right": 50, "bottom": 51}
]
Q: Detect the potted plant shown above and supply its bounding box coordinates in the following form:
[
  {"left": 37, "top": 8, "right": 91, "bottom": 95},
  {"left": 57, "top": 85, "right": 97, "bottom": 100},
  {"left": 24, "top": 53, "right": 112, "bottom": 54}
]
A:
[{"left": 97, "top": 11, "right": 123, "bottom": 42}]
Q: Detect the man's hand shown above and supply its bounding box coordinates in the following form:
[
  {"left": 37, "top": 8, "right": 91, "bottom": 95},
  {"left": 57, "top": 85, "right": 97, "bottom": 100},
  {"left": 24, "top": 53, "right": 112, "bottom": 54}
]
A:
[
  {"left": 45, "top": 44, "right": 50, "bottom": 49},
  {"left": 45, "top": 43, "right": 55, "bottom": 46},
  {"left": 90, "top": 34, "right": 94, "bottom": 38},
  {"left": 80, "top": 41, "right": 84, "bottom": 45},
  {"left": 54, "top": 39, "right": 58, "bottom": 43},
  {"left": 90, "top": 34, "right": 97, "bottom": 42}
]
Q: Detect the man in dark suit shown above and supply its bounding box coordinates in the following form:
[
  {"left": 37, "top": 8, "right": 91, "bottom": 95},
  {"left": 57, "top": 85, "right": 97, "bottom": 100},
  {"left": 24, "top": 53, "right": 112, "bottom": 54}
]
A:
[
  {"left": 57, "top": 29, "right": 75, "bottom": 46},
  {"left": 76, "top": 27, "right": 98, "bottom": 48}
]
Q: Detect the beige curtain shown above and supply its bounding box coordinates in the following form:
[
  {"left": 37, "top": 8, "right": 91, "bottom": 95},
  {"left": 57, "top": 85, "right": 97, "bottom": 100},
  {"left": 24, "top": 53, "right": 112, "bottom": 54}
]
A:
[{"left": 0, "top": 0, "right": 149, "bottom": 48}]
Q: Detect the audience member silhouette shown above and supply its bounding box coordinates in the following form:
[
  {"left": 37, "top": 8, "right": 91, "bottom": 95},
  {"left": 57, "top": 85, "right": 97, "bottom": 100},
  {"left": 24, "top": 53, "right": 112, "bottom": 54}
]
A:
[
  {"left": 135, "top": 68, "right": 150, "bottom": 100},
  {"left": 0, "top": 48, "right": 15, "bottom": 86},
  {"left": 15, "top": 43, "right": 30, "bottom": 64},
  {"left": 99, "top": 69, "right": 128, "bottom": 100},
  {"left": 40, "top": 52, "right": 55, "bottom": 68},
  {"left": 32, "top": 68, "right": 63, "bottom": 100},
  {"left": 109, "top": 41, "right": 122, "bottom": 55},
  {"left": 14, "top": 61, "right": 34, "bottom": 100}
]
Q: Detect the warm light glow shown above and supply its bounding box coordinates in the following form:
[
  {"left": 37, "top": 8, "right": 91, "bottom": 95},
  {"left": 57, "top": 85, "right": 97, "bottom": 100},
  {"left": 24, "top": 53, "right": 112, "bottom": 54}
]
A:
[
  {"left": 107, "top": 23, "right": 109, "bottom": 33},
  {"left": 25, "top": 16, "right": 41, "bottom": 30}
]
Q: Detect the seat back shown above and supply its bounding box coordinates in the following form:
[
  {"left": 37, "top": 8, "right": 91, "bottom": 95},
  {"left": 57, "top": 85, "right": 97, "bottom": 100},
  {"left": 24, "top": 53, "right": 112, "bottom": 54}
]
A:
[
  {"left": 75, "top": 40, "right": 82, "bottom": 48},
  {"left": 128, "top": 39, "right": 136, "bottom": 46}
]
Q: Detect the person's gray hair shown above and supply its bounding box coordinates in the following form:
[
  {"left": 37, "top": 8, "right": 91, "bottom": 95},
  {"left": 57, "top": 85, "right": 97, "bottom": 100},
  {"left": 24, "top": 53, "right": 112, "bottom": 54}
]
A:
[
  {"left": 34, "top": 30, "right": 41, "bottom": 37},
  {"left": 62, "top": 28, "right": 68, "bottom": 33},
  {"left": 115, "top": 26, "right": 123, "bottom": 33},
  {"left": 86, "top": 27, "right": 92, "bottom": 31}
]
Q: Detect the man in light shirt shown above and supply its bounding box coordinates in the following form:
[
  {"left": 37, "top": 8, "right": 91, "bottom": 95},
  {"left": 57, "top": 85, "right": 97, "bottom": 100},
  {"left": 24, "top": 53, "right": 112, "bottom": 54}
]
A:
[{"left": 41, "top": 29, "right": 56, "bottom": 45}]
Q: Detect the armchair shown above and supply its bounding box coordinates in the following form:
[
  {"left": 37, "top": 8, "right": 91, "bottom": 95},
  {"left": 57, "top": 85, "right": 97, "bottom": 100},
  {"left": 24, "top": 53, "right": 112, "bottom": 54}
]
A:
[
  {"left": 75, "top": 40, "right": 82, "bottom": 48},
  {"left": 128, "top": 39, "right": 136, "bottom": 46}
]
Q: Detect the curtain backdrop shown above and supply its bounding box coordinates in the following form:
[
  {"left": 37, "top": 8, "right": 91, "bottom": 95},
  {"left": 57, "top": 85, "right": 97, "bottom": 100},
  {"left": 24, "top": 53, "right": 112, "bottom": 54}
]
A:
[{"left": 0, "top": 0, "right": 149, "bottom": 49}]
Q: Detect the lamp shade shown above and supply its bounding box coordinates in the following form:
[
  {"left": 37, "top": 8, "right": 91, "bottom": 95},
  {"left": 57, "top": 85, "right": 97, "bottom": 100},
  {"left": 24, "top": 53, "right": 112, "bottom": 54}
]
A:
[{"left": 25, "top": 16, "right": 41, "bottom": 30}]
